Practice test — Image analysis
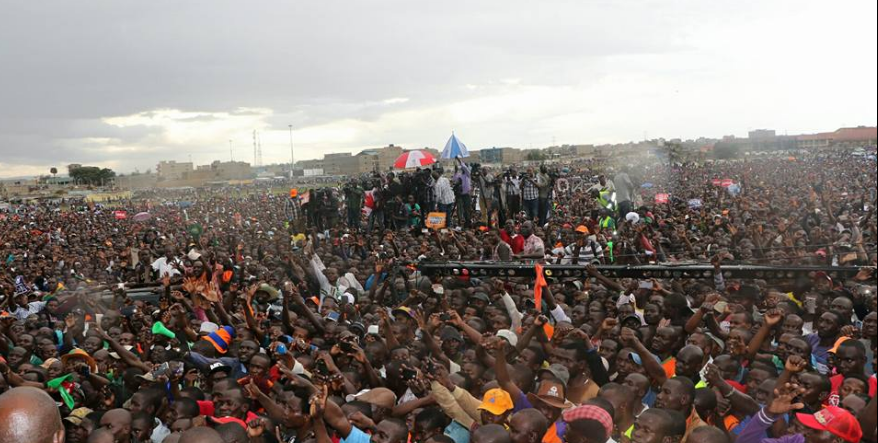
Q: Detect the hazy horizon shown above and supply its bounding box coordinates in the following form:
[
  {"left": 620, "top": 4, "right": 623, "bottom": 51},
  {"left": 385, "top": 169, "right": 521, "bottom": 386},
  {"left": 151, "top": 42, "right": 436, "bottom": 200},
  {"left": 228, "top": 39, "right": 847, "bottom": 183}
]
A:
[{"left": 1, "top": 0, "right": 876, "bottom": 178}]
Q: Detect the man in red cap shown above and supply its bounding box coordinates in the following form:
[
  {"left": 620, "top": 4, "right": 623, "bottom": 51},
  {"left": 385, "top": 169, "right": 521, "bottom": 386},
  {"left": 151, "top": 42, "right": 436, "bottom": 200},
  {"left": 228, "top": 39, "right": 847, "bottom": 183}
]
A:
[{"left": 735, "top": 382, "right": 864, "bottom": 443}]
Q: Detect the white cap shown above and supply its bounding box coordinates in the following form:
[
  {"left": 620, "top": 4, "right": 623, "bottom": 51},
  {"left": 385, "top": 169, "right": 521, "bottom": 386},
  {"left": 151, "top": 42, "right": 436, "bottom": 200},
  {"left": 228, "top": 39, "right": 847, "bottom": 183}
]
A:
[
  {"left": 199, "top": 322, "right": 219, "bottom": 334},
  {"left": 625, "top": 212, "right": 640, "bottom": 224},
  {"left": 496, "top": 329, "right": 518, "bottom": 347}
]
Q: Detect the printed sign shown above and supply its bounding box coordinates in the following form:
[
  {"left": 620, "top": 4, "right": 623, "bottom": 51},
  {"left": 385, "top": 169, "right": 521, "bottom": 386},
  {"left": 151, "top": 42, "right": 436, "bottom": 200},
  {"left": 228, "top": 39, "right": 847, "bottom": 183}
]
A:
[{"left": 425, "top": 212, "right": 447, "bottom": 230}]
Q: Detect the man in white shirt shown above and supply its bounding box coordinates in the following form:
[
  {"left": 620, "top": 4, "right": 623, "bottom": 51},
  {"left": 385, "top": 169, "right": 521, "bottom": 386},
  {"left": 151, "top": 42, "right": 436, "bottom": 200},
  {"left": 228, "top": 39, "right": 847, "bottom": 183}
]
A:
[{"left": 433, "top": 170, "right": 455, "bottom": 223}]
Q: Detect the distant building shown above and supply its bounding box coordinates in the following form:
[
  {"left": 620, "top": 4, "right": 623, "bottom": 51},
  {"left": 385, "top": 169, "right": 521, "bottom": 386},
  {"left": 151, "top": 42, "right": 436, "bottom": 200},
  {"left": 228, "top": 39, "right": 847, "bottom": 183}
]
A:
[
  {"left": 478, "top": 147, "right": 523, "bottom": 164},
  {"left": 295, "top": 144, "right": 438, "bottom": 176},
  {"left": 748, "top": 129, "right": 776, "bottom": 140},
  {"left": 156, "top": 161, "right": 194, "bottom": 180},
  {"left": 200, "top": 161, "right": 252, "bottom": 180},
  {"left": 797, "top": 126, "right": 878, "bottom": 149}
]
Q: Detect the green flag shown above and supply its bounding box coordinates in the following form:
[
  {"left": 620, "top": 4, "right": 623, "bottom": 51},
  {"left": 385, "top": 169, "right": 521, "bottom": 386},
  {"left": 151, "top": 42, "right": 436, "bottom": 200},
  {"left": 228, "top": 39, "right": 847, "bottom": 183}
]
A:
[
  {"left": 187, "top": 223, "right": 203, "bottom": 239},
  {"left": 47, "top": 373, "right": 76, "bottom": 410}
]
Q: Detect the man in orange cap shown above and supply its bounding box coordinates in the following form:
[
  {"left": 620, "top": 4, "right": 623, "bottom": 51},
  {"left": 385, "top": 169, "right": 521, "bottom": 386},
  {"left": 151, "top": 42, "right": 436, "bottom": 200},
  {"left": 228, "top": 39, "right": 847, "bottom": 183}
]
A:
[{"left": 477, "top": 388, "right": 514, "bottom": 427}]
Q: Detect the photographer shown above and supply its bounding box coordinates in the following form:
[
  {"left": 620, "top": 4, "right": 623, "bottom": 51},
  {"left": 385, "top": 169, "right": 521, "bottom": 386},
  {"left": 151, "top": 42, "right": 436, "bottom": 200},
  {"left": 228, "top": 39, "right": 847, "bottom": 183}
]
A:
[
  {"left": 521, "top": 168, "right": 540, "bottom": 222},
  {"left": 504, "top": 169, "right": 521, "bottom": 221},
  {"left": 343, "top": 179, "right": 364, "bottom": 231},
  {"left": 536, "top": 165, "right": 554, "bottom": 226},
  {"left": 452, "top": 158, "right": 473, "bottom": 228}
]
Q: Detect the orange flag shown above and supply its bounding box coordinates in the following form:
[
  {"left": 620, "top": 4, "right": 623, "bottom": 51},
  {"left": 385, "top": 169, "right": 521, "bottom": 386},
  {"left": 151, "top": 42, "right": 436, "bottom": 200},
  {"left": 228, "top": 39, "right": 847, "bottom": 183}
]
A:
[{"left": 534, "top": 263, "right": 547, "bottom": 311}]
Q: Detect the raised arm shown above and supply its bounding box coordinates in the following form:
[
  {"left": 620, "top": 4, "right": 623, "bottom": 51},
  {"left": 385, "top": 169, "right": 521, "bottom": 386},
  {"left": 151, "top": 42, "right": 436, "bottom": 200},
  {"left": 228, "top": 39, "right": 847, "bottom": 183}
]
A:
[
  {"left": 746, "top": 310, "right": 782, "bottom": 360},
  {"left": 586, "top": 265, "right": 624, "bottom": 293},
  {"left": 619, "top": 327, "right": 667, "bottom": 386},
  {"left": 491, "top": 337, "right": 523, "bottom": 400}
]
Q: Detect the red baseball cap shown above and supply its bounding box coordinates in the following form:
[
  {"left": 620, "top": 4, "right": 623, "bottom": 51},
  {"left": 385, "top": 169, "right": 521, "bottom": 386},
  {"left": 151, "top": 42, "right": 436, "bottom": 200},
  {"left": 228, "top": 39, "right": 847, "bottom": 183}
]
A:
[{"left": 796, "top": 406, "right": 862, "bottom": 443}]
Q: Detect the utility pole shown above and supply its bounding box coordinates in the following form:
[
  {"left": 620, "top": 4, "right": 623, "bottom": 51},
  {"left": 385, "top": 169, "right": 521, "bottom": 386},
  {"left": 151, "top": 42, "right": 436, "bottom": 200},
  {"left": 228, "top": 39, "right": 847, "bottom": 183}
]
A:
[
  {"left": 257, "top": 132, "right": 263, "bottom": 167},
  {"left": 289, "top": 125, "right": 296, "bottom": 180},
  {"left": 253, "top": 130, "right": 258, "bottom": 167}
]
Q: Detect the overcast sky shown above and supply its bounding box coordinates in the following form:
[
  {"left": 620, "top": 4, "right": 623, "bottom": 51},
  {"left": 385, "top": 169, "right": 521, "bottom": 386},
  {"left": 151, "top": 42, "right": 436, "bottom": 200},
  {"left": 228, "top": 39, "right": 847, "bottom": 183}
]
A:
[{"left": 1, "top": 0, "right": 875, "bottom": 178}]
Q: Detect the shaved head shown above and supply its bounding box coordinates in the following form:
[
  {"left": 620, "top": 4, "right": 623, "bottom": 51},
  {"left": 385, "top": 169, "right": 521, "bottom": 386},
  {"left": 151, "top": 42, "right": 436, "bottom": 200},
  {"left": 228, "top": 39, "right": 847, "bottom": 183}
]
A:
[
  {"left": 509, "top": 409, "right": 548, "bottom": 443},
  {"left": 179, "top": 426, "right": 224, "bottom": 443},
  {"left": 0, "top": 387, "right": 64, "bottom": 443},
  {"left": 88, "top": 428, "right": 115, "bottom": 443},
  {"left": 472, "top": 424, "right": 511, "bottom": 443}
]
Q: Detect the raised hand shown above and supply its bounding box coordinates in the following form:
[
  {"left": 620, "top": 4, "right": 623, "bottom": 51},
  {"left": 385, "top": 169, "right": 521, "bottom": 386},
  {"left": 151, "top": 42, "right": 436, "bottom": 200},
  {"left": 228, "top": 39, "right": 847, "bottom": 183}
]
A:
[
  {"left": 785, "top": 355, "right": 807, "bottom": 373},
  {"left": 243, "top": 379, "right": 261, "bottom": 400},
  {"left": 763, "top": 309, "right": 783, "bottom": 327},
  {"left": 600, "top": 318, "right": 618, "bottom": 332},
  {"left": 704, "top": 363, "right": 723, "bottom": 386},
  {"left": 767, "top": 383, "right": 806, "bottom": 416},
  {"left": 619, "top": 327, "right": 639, "bottom": 348}
]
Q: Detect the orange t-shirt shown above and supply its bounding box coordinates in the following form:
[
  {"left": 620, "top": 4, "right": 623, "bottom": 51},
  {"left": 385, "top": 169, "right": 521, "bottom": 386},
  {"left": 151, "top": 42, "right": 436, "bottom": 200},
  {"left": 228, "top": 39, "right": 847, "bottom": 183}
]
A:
[{"left": 662, "top": 357, "right": 676, "bottom": 379}]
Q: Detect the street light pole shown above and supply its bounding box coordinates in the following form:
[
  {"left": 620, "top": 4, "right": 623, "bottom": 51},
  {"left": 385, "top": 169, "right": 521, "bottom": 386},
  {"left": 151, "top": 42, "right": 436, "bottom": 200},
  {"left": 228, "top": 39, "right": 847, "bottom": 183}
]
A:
[{"left": 288, "top": 125, "right": 296, "bottom": 180}]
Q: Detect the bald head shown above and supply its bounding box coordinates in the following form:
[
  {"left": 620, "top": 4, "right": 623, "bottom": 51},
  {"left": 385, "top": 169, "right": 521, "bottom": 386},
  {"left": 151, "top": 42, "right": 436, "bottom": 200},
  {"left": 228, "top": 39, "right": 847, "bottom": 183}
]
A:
[
  {"left": 216, "top": 422, "right": 248, "bottom": 443},
  {"left": 179, "top": 427, "right": 224, "bottom": 443},
  {"left": 509, "top": 409, "right": 548, "bottom": 443},
  {"left": 0, "top": 387, "right": 64, "bottom": 443},
  {"left": 88, "top": 428, "right": 115, "bottom": 443},
  {"left": 472, "top": 424, "right": 511, "bottom": 443},
  {"left": 688, "top": 426, "right": 730, "bottom": 443},
  {"left": 101, "top": 408, "right": 133, "bottom": 443}
]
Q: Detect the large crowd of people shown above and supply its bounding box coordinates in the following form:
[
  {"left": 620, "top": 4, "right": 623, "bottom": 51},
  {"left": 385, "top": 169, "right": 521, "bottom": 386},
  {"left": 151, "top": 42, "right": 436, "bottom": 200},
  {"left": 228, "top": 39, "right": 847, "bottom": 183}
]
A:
[{"left": 0, "top": 148, "right": 876, "bottom": 443}]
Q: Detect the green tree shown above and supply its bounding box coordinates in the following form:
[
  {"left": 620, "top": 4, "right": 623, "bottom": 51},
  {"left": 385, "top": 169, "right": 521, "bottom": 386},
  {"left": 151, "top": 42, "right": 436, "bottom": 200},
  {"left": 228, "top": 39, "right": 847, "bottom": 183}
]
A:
[
  {"left": 526, "top": 151, "right": 547, "bottom": 161},
  {"left": 70, "top": 166, "right": 116, "bottom": 185}
]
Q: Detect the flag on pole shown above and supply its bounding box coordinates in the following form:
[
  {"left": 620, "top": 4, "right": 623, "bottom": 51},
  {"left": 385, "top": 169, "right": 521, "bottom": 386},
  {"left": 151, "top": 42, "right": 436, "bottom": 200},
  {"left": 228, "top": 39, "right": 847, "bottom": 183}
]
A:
[{"left": 534, "top": 264, "right": 547, "bottom": 311}]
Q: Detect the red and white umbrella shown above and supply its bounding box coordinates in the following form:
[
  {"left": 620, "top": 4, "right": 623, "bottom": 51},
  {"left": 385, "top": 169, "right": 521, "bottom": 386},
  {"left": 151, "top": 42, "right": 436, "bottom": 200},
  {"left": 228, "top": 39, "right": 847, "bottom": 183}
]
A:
[{"left": 393, "top": 150, "right": 436, "bottom": 169}]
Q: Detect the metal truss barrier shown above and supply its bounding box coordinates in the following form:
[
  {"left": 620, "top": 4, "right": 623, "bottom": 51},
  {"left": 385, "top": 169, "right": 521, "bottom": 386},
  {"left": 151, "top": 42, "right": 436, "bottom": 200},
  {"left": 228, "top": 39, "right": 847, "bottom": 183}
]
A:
[{"left": 416, "top": 262, "right": 865, "bottom": 281}]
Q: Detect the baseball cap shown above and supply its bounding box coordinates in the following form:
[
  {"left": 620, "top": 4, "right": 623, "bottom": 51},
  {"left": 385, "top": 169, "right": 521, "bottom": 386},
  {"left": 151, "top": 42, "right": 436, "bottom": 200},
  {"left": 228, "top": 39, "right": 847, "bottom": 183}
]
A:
[
  {"left": 199, "top": 321, "right": 219, "bottom": 335},
  {"left": 208, "top": 362, "right": 232, "bottom": 375},
  {"left": 526, "top": 380, "right": 571, "bottom": 410},
  {"left": 477, "top": 389, "right": 514, "bottom": 416},
  {"left": 440, "top": 327, "right": 464, "bottom": 343},
  {"left": 575, "top": 225, "right": 590, "bottom": 234},
  {"left": 64, "top": 407, "right": 94, "bottom": 426},
  {"left": 496, "top": 329, "right": 518, "bottom": 347},
  {"left": 796, "top": 406, "right": 862, "bottom": 443},
  {"left": 538, "top": 364, "right": 571, "bottom": 387},
  {"left": 628, "top": 352, "right": 643, "bottom": 366},
  {"left": 471, "top": 292, "right": 491, "bottom": 304},
  {"left": 828, "top": 336, "right": 851, "bottom": 354},
  {"left": 391, "top": 306, "right": 415, "bottom": 320}
]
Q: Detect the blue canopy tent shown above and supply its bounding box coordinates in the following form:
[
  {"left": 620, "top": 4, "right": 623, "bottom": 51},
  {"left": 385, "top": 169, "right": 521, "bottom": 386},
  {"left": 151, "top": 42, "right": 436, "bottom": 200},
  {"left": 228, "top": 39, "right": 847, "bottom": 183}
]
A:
[{"left": 441, "top": 133, "right": 470, "bottom": 159}]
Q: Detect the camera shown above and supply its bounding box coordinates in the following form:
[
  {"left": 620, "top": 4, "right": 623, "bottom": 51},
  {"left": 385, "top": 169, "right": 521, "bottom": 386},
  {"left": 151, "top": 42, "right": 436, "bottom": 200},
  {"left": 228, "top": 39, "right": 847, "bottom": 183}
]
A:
[
  {"left": 339, "top": 341, "right": 356, "bottom": 353},
  {"left": 401, "top": 368, "right": 418, "bottom": 381},
  {"left": 315, "top": 359, "right": 330, "bottom": 376}
]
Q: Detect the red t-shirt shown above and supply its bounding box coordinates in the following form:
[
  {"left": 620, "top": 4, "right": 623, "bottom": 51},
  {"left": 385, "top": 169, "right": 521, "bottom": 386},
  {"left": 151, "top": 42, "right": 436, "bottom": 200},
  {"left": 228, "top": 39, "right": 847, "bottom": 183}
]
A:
[{"left": 500, "top": 231, "right": 525, "bottom": 254}]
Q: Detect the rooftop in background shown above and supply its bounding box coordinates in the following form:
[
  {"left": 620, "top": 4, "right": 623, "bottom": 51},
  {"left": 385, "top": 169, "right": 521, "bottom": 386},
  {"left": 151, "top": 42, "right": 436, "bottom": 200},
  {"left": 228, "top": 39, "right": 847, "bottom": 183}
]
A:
[{"left": 797, "top": 126, "right": 878, "bottom": 141}]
